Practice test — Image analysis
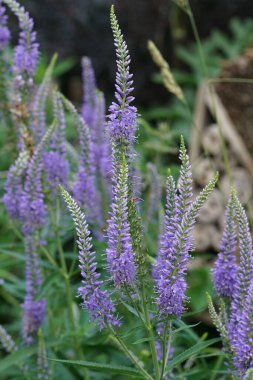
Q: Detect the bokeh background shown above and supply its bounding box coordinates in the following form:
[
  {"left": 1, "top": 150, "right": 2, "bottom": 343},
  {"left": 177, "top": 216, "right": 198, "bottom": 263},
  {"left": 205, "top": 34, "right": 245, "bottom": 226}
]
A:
[{"left": 11, "top": 0, "right": 253, "bottom": 108}]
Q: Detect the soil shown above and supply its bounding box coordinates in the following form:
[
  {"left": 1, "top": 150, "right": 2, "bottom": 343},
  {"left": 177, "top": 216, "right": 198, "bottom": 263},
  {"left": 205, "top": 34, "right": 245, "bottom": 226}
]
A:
[{"left": 215, "top": 48, "right": 253, "bottom": 152}]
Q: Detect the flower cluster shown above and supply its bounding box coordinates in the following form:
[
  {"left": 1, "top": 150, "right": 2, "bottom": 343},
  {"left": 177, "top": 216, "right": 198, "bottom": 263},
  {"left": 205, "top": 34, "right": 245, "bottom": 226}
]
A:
[
  {"left": 154, "top": 138, "right": 217, "bottom": 317},
  {"left": 0, "top": 1, "right": 10, "bottom": 49},
  {"left": 107, "top": 5, "right": 137, "bottom": 146},
  {"left": 211, "top": 190, "right": 253, "bottom": 377},
  {"left": 4, "top": 0, "right": 39, "bottom": 83},
  {"left": 61, "top": 187, "right": 119, "bottom": 328},
  {"left": 106, "top": 154, "right": 136, "bottom": 287}
]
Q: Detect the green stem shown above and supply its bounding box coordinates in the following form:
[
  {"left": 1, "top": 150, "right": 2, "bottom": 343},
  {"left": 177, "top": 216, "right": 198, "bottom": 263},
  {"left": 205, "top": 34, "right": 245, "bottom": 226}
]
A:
[
  {"left": 140, "top": 285, "right": 160, "bottom": 380},
  {"left": 108, "top": 326, "right": 154, "bottom": 380},
  {"left": 160, "top": 320, "right": 172, "bottom": 379},
  {"left": 55, "top": 195, "right": 90, "bottom": 380}
]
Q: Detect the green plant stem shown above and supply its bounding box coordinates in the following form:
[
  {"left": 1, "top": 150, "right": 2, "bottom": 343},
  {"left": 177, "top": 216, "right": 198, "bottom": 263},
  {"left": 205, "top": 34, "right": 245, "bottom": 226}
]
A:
[
  {"left": 140, "top": 285, "right": 160, "bottom": 380},
  {"left": 108, "top": 326, "right": 154, "bottom": 380},
  {"left": 40, "top": 246, "right": 58, "bottom": 268},
  {"left": 55, "top": 195, "right": 90, "bottom": 380},
  {"left": 160, "top": 319, "right": 172, "bottom": 379}
]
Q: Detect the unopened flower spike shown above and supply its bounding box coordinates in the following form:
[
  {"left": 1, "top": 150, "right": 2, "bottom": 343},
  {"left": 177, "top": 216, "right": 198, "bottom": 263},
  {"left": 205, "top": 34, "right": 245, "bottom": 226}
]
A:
[
  {"left": 156, "top": 172, "right": 218, "bottom": 317},
  {"left": 60, "top": 186, "right": 120, "bottom": 328},
  {"left": 108, "top": 5, "right": 137, "bottom": 147},
  {"left": 177, "top": 135, "right": 193, "bottom": 222},
  {"left": 0, "top": 325, "right": 17, "bottom": 352},
  {"left": 213, "top": 196, "right": 237, "bottom": 298},
  {"left": 106, "top": 154, "right": 136, "bottom": 287}
]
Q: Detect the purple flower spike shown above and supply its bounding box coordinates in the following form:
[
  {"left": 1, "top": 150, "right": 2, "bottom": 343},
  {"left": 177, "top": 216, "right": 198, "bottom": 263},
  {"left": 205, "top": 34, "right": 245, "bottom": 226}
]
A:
[
  {"left": 107, "top": 5, "right": 137, "bottom": 145},
  {"left": 20, "top": 123, "right": 56, "bottom": 234},
  {"left": 43, "top": 92, "right": 69, "bottom": 189},
  {"left": 3, "top": 150, "right": 29, "bottom": 219},
  {"left": 233, "top": 282, "right": 253, "bottom": 377},
  {"left": 213, "top": 197, "right": 237, "bottom": 297},
  {"left": 10, "top": 0, "right": 39, "bottom": 80},
  {"left": 229, "top": 191, "right": 253, "bottom": 345},
  {"left": 153, "top": 173, "right": 179, "bottom": 280},
  {"left": 22, "top": 235, "right": 45, "bottom": 344},
  {"left": 81, "top": 56, "right": 96, "bottom": 128},
  {"left": 61, "top": 186, "right": 120, "bottom": 328},
  {"left": 156, "top": 170, "right": 218, "bottom": 317},
  {"left": 0, "top": 1, "right": 10, "bottom": 49},
  {"left": 106, "top": 155, "right": 136, "bottom": 287}
]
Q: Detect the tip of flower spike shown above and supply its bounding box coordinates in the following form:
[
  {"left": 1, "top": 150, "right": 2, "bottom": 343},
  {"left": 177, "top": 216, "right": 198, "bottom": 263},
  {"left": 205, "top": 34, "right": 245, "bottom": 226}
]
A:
[
  {"left": 51, "top": 52, "right": 58, "bottom": 66},
  {"left": 180, "top": 135, "right": 185, "bottom": 150}
]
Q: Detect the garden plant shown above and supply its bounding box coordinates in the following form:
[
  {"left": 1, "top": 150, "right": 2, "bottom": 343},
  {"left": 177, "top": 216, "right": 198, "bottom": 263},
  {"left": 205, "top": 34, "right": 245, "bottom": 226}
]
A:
[{"left": 0, "top": 0, "right": 253, "bottom": 379}]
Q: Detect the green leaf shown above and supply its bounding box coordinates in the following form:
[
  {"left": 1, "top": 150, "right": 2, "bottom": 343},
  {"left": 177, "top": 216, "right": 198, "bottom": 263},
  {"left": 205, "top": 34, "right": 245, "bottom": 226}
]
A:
[
  {"left": 0, "top": 346, "right": 37, "bottom": 372},
  {"left": 132, "top": 336, "right": 156, "bottom": 345},
  {"left": 165, "top": 337, "right": 221, "bottom": 374},
  {"left": 49, "top": 359, "right": 143, "bottom": 377}
]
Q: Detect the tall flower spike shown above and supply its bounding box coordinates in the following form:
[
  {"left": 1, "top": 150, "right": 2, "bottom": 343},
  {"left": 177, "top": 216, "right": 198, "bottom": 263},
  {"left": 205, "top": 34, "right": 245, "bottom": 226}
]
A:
[
  {"left": 81, "top": 56, "right": 96, "bottom": 127},
  {"left": 20, "top": 121, "right": 56, "bottom": 234},
  {"left": 62, "top": 95, "right": 101, "bottom": 224},
  {"left": 43, "top": 91, "right": 69, "bottom": 190},
  {"left": 0, "top": 1, "right": 10, "bottom": 49},
  {"left": 146, "top": 163, "right": 162, "bottom": 223},
  {"left": 177, "top": 136, "right": 193, "bottom": 223},
  {"left": 229, "top": 191, "right": 253, "bottom": 343},
  {"left": 212, "top": 196, "right": 237, "bottom": 298},
  {"left": 22, "top": 235, "right": 46, "bottom": 344},
  {"left": 3, "top": 0, "right": 39, "bottom": 81},
  {"left": 60, "top": 186, "right": 119, "bottom": 328},
  {"left": 233, "top": 282, "right": 253, "bottom": 377},
  {"left": 156, "top": 173, "right": 218, "bottom": 317},
  {"left": 108, "top": 5, "right": 137, "bottom": 145},
  {"left": 153, "top": 172, "right": 179, "bottom": 280},
  {"left": 31, "top": 54, "right": 57, "bottom": 143},
  {"left": 93, "top": 91, "right": 112, "bottom": 184},
  {"left": 0, "top": 325, "right": 17, "bottom": 352},
  {"left": 3, "top": 150, "right": 29, "bottom": 219},
  {"left": 106, "top": 154, "right": 136, "bottom": 287}
]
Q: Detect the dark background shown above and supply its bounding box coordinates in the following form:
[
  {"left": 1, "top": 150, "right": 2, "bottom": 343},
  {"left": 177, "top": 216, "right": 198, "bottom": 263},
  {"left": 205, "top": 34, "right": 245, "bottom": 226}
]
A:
[{"left": 15, "top": 0, "right": 253, "bottom": 106}]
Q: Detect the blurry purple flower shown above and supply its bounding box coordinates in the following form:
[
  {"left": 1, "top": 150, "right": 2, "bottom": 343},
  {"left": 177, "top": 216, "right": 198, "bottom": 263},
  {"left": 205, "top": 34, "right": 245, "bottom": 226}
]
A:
[
  {"left": 233, "top": 282, "right": 253, "bottom": 376},
  {"left": 229, "top": 192, "right": 253, "bottom": 348},
  {"left": 0, "top": 2, "right": 10, "bottom": 49},
  {"left": 22, "top": 235, "right": 45, "bottom": 343},
  {"left": 3, "top": 151, "right": 28, "bottom": 219},
  {"left": 213, "top": 197, "right": 237, "bottom": 297}
]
